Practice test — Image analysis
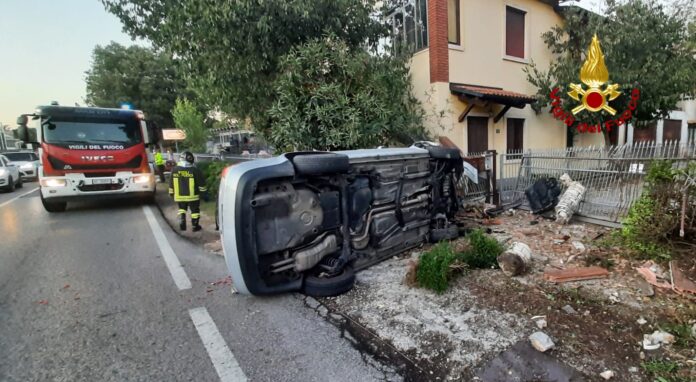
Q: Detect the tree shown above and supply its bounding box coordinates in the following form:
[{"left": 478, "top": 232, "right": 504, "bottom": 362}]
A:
[
  {"left": 268, "top": 37, "right": 426, "bottom": 151},
  {"left": 85, "top": 42, "right": 188, "bottom": 129},
  {"left": 525, "top": 0, "right": 696, "bottom": 142},
  {"left": 101, "top": 0, "right": 385, "bottom": 135},
  {"left": 171, "top": 98, "right": 207, "bottom": 152}
]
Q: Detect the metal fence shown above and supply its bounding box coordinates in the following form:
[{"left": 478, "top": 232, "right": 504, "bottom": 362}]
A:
[
  {"left": 499, "top": 141, "right": 696, "bottom": 225},
  {"left": 459, "top": 150, "right": 497, "bottom": 204}
]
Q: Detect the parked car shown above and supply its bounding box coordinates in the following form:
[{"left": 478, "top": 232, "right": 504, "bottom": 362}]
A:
[
  {"left": 219, "top": 147, "right": 463, "bottom": 297},
  {"left": 1, "top": 151, "right": 40, "bottom": 181},
  {"left": 0, "top": 154, "right": 23, "bottom": 192}
]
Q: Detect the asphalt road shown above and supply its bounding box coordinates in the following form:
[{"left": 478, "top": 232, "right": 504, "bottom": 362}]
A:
[{"left": 0, "top": 182, "right": 393, "bottom": 382}]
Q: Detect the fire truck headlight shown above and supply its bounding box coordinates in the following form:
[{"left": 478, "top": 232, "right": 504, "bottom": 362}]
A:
[
  {"left": 133, "top": 174, "right": 152, "bottom": 184},
  {"left": 41, "top": 178, "right": 67, "bottom": 187}
]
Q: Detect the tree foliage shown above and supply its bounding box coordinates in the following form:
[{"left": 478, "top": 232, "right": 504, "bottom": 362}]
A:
[
  {"left": 85, "top": 42, "right": 187, "bottom": 129},
  {"left": 525, "top": 0, "right": 696, "bottom": 135},
  {"left": 268, "top": 37, "right": 426, "bottom": 151},
  {"left": 101, "top": 0, "right": 386, "bottom": 133},
  {"left": 171, "top": 98, "right": 207, "bottom": 152}
]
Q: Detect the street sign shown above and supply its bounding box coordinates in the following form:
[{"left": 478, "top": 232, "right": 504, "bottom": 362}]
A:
[{"left": 162, "top": 129, "right": 187, "bottom": 140}]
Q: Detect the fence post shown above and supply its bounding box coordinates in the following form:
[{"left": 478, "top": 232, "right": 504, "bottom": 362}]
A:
[{"left": 487, "top": 150, "right": 499, "bottom": 206}]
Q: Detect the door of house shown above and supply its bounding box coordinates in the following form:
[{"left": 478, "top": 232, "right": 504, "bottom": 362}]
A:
[
  {"left": 467, "top": 117, "right": 488, "bottom": 153},
  {"left": 663, "top": 119, "right": 682, "bottom": 142},
  {"left": 633, "top": 122, "right": 657, "bottom": 143}
]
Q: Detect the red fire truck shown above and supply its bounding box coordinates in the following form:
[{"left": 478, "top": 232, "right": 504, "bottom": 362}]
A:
[{"left": 16, "top": 105, "right": 160, "bottom": 212}]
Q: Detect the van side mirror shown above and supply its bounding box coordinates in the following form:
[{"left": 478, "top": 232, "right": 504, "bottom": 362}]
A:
[{"left": 17, "top": 115, "right": 28, "bottom": 125}]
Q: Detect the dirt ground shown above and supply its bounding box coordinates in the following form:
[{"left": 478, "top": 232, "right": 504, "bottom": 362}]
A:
[{"left": 320, "top": 209, "right": 696, "bottom": 382}]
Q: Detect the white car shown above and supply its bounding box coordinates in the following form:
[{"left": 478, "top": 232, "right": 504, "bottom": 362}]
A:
[
  {"left": 0, "top": 154, "right": 23, "bottom": 192},
  {"left": 2, "top": 151, "right": 40, "bottom": 181}
]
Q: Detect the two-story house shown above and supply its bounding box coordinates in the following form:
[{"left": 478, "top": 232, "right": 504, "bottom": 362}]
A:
[{"left": 389, "top": 0, "right": 614, "bottom": 154}]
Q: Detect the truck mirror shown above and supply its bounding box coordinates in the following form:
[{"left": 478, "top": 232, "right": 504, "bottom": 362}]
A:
[
  {"left": 14, "top": 125, "right": 29, "bottom": 142},
  {"left": 140, "top": 120, "right": 151, "bottom": 145}
]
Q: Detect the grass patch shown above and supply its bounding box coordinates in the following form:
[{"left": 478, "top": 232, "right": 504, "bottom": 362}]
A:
[
  {"left": 416, "top": 229, "right": 504, "bottom": 293},
  {"left": 200, "top": 200, "right": 217, "bottom": 219},
  {"left": 460, "top": 229, "right": 504, "bottom": 269},
  {"left": 416, "top": 242, "right": 459, "bottom": 293},
  {"left": 659, "top": 323, "right": 696, "bottom": 350},
  {"left": 641, "top": 360, "right": 692, "bottom": 382}
]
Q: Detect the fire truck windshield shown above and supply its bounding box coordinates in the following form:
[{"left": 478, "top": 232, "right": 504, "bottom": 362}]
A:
[{"left": 42, "top": 117, "right": 142, "bottom": 149}]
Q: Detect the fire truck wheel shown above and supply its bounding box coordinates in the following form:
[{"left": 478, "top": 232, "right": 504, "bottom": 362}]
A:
[{"left": 41, "top": 194, "right": 67, "bottom": 213}]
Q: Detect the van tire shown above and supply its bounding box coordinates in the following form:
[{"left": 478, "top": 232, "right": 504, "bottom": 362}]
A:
[
  {"left": 7, "top": 177, "right": 15, "bottom": 192},
  {"left": 16, "top": 178, "right": 23, "bottom": 188},
  {"left": 303, "top": 266, "right": 356, "bottom": 297},
  {"left": 427, "top": 146, "right": 461, "bottom": 160},
  {"left": 292, "top": 154, "right": 350, "bottom": 176},
  {"left": 430, "top": 225, "right": 459, "bottom": 242}
]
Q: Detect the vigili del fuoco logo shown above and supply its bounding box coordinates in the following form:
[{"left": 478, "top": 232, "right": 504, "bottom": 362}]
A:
[{"left": 549, "top": 34, "right": 640, "bottom": 134}]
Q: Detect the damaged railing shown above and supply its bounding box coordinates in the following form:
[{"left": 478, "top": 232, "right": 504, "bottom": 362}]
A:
[
  {"left": 458, "top": 150, "right": 498, "bottom": 205},
  {"left": 498, "top": 141, "right": 696, "bottom": 226}
]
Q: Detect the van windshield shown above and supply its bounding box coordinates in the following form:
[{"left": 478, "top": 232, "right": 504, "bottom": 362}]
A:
[{"left": 42, "top": 117, "right": 142, "bottom": 149}]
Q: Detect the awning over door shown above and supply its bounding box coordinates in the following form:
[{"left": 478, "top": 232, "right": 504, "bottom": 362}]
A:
[{"left": 450, "top": 83, "right": 536, "bottom": 123}]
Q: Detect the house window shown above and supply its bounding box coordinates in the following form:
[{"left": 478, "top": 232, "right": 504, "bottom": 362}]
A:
[
  {"left": 388, "top": 0, "right": 429, "bottom": 52},
  {"left": 447, "top": 0, "right": 460, "bottom": 45},
  {"left": 688, "top": 123, "right": 696, "bottom": 144},
  {"left": 507, "top": 118, "right": 524, "bottom": 158},
  {"left": 505, "top": 6, "right": 525, "bottom": 59}
]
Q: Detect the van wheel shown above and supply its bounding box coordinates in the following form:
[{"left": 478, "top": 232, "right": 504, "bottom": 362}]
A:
[
  {"left": 292, "top": 153, "right": 350, "bottom": 176},
  {"left": 302, "top": 266, "right": 356, "bottom": 297},
  {"left": 426, "top": 146, "right": 462, "bottom": 160},
  {"left": 16, "top": 178, "right": 23, "bottom": 188},
  {"left": 7, "top": 177, "right": 15, "bottom": 192},
  {"left": 41, "top": 194, "right": 67, "bottom": 212}
]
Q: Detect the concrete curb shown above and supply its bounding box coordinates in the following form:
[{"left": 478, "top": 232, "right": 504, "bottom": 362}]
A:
[{"left": 152, "top": 183, "right": 221, "bottom": 253}]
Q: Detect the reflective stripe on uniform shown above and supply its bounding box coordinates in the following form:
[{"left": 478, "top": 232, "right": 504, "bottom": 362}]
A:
[
  {"left": 191, "top": 213, "right": 200, "bottom": 219},
  {"left": 199, "top": 187, "right": 208, "bottom": 192},
  {"left": 168, "top": 188, "right": 174, "bottom": 194},
  {"left": 173, "top": 180, "right": 180, "bottom": 198},
  {"left": 188, "top": 178, "right": 195, "bottom": 197},
  {"left": 177, "top": 209, "right": 186, "bottom": 215},
  {"left": 174, "top": 195, "right": 199, "bottom": 202}
]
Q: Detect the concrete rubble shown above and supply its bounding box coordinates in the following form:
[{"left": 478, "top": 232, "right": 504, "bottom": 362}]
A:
[{"left": 529, "top": 331, "right": 555, "bottom": 352}]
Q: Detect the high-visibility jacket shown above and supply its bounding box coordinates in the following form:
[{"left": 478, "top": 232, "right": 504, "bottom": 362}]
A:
[
  {"left": 169, "top": 164, "right": 207, "bottom": 202},
  {"left": 154, "top": 152, "right": 165, "bottom": 166}
]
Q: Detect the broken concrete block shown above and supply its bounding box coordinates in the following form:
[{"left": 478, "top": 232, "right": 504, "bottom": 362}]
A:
[
  {"left": 599, "top": 370, "right": 614, "bottom": 380},
  {"left": 498, "top": 242, "right": 532, "bottom": 277},
  {"left": 555, "top": 174, "right": 586, "bottom": 224},
  {"left": 571, "top": 241, "right": 586, "bottom": 253},
  {"left": 643, "top": 330, "right": 676, "bottom": 350},
  {"left": 636, "top": 317, "right": 647, "bottom": 325},
  {"left": 535, "top": 319, "right": 547, "bottom": 329},
  {"left": 561, "top": 305, "right": 577, "bottom": 315},
  {"left": 529, "top": 331, "right": 555, "bottom": 352}
]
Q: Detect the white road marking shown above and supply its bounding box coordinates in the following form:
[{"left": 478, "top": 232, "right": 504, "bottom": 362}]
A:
[
  {"left": 142, "top": 205, "right": 192, "bottom": 290},
  {"left": 189, "top": 307, "right": 248, "bottom": 382},
  {"left": 0, "top": 187, "right": 39, "bottom": 209}
]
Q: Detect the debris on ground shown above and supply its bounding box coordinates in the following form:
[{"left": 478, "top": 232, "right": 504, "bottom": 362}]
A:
[
  {"left": 642, "top": 330, "right": 676, "bottom": 350},
  {"left": 555, "top": 174, "right": 586, "bottom": 225},
  {"left": 599, "top": 369, "right": 615, "bottom": 380},
  {"left": 636, "top": 261, "right": 672, "bottom": 289},
  {"left": 529, "top": 331, "right": 555, "bottom": 352},
  {"left": 670, "top": 260, "right": 696, "bottom": 297},
  {"left": 497, "top": 242, "right": 532, "bottom": 277},
  {"left": 637, "top": 317, "right": 647, "bottom": 325},
  {"left": 561, "top": 304, "right": 577, "bottom": 315},
  {"left": 36, "top": 300, "right": 48, "bottom": 305},
  {"left": 543, "top": 266, "right": 609, "bottom": 283},
  {"left": 531, "top": 315, "right": 548, "bottom": 329}
]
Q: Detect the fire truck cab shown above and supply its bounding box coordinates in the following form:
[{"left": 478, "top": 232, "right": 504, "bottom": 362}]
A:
[{"left": 16, "top": 105, "right": 160, "bottom": 212}]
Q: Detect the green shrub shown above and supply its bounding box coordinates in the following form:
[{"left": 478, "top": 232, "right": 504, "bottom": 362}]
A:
[
  {"left": 461, "top": 229, "right": 504, "bottom": 269},
  {"left": 196, "top": 161, "right": 232, "bottom": 200},
  {"left": 416, "top": 242, "right": 459, "bottom": 293}
]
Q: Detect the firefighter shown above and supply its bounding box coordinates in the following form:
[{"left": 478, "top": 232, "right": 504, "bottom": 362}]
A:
[
  {"left": 154, "top": 148, "right": 166, "bottom": 183},
  {"left": 168, "top": 151, "right": 208, "bottom": 231}
]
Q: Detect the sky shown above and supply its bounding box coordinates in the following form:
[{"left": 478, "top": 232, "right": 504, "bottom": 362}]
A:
[
  {"left": 0, "top": 0, "right": 138, "bottom": 126},
  {"left": 0, "top": 0, "right": 681, "bottom": 127}
]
